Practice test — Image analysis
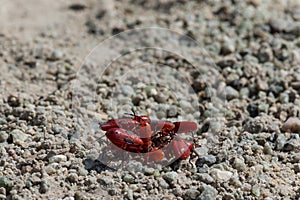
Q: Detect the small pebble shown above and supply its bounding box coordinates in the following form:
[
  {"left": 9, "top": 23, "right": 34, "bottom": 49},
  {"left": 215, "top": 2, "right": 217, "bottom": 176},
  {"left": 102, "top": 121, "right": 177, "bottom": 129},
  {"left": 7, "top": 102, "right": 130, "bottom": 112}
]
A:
[
  {"left": 233, "top": 158, "right": 246, "bottom": 172},
  {"left": 67, "top": 173, "right": 78, "bottom": 183},
  {"left": 185, "top": 188, "right": 200, "bottom": 200},
  {"left": 210, "top": 169, "right": 233, "bottom": 182},
  {"left": 198, "top": 185, "right": 217, "bottom": 200},
  {"left": 122, "top": 174, "right": 135, "bottom": 184},
  {"left": 143, "top": 167, "right": 155, "bottom": 176},
  {"left": 221, "top": 37, "right": 236, "bottom": 55},
  {"left": 40, "top": 180, "right": 50, "bottom": 194},
  {"left": 279, "top": 93, "right": 289, "bottom": 104},
  {"left": 50, "top": 50, "right": 63, "bottom": 61},
  {"left": 276, "top": 134, "right": 287, "bottom": 150},
  {"left": 157, "top": 177, "right": 169, "bottom": 189},
  {"left": 247, "top": 104, "right": 259, "bottom": 117},
  {"left": 224, "top": 86, "right": 239, "bottom": 100},
  {"left": 196, "top": 173, "right": 214, "bottom": 184},
  {"left": 84, "top": 158, "right": 95, "bottom": 170},
  {"left": 108, "top": 189, "right": 117, "bottom": 196},
  {"left": 294, "top": 163, "right": 300, "bottom": 173},
  {"left": 48, "top": 155, "right": 67, "bottom": 163},
  {"left": 229, "top": 176, "right": 242, "bottom": 187},
  {"left": 7, "top": 94, "right": 20, "bottom": 107},
  {"left": 44, "top": 165, "right": 57, "bottom": 175},
  {"left": 252, "top": 184, "right": 260, "bottom": 197},
  {"left": 263, "top": 142, "right": 273, "bottom": 155},
  {"left": 172, "top": 187, "right": 182, "bottom": 196},
  {"left": 0, "top": 118, "right": 7, "bottom": 125},
  {"left": 0, "top": 131, "right": 9, "bottom": 142},
  {"left": 0, "top": 176, "right": 13, "bottom": 190},
  {"left": 120, "top": 85, "right": 135, "bottom": 96},
  {"left": 257, "top": 45, "right": 273, "bottom": 63},
  {"left": 196, "top": 155, "right": 216, "bottom": 167},
  {"left": 281, "top": 117, "right": 300, "bottom": 133},
  {"left": 257, "top": 78, "right": 269, "bottom": 91},
  {"left": 163, "top": 172, "right": 178, "bottom": 183},
  {"left": 167, "top": 105, "right": 177, "bottom": 117},
  {"left": 125, "top": 189, "right": 133, "bottom": 200},
  {"left": 98, "top": 176, "right": 114, "bottom": 186},
  {"left": 269, "top": 17, "right": 287, "bottom": 32}
]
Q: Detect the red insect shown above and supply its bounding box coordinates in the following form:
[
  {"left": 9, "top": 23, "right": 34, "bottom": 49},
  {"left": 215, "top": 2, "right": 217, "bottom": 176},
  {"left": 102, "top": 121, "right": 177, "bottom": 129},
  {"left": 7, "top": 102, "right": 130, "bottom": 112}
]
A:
[{"left": 99, "top": 111, "right": 197, "bottom": 162}]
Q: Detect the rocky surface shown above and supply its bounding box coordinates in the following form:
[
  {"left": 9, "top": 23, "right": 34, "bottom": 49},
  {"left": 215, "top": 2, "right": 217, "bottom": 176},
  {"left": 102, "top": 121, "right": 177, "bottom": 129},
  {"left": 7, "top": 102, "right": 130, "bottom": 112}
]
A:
[{"left": 1, "top": 0, "right": 300, "bottom": 199}]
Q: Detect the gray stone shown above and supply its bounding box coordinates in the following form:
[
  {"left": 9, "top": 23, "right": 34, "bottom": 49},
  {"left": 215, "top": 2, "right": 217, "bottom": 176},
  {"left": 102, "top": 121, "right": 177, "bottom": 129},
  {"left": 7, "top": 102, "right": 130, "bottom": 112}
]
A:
[
  {"left": 197, "top": 185, "right": 217, "bottom": 200},
  {"left": 163, "top": 172, "right": 178, "bottom": 183},
  {"left": 172, "top": 187, "right": 182, "bottom": 196},
  {"left": 48, "top": 155, "right": 67, "bottom": 163},
  {"left": 279, "top": 93, "right": 289, "bottom": 104},
  {"left": 120, "top": 85, "right": 135, "bottom": 96},
  {"left": 292, "top": 153, "right": 300, "bottom": 163},
  {"left": 257, "top": 45, "right": 273, "bottom": 62},
  {"left": 40, "top": 180, "right": 50, "bottom": 194},
  {"left": 53, "top": 124, "right": 64, "bottom": 134},
  {"left": 185, "top": 188, "right": 200, "bottom": 200},
  {"left": 157, "top": 177, "right": 169, "bottom": 189},
  {"left": 154, "top": 93, "right": 168, "bottom": 103},
  {"left": 269, "top": 18, "right": 287, "bottom": 32},
  {"left": 123, "top": 174, "right": 135, "bottom": 184},
  {"left": 263, "top": 142, "right": 273, "bottom": 155},
  {"left": 50, "top": 50, "right": 63, "bottom": 61},
  {"left": 146, "top": 87, "right": 158, "bottom": 96},
  {"left": 276, "top": 134, "right": 287, "bottom": 150},
  {"left": 294, "top": 163, "right": 300, "bottom": 173},
  {"left": 243, "top": 118, "right": 264, "bottom": 133},
  {"left": 167, "top": 105, "right": 178, "bottom": 117},
  {"left": 196, "top": 173, "right": 214, "bottom": 184},
  {"left": 44, "top": 165, "right": 56, "bottom": 175},
  {"left": 210, "top": 169, "right": 233, "bottom": 182},
  {"left": 0, "top": 118, "right": 7, "bottom": 125},
  {"left": 233, "top": 158, "right": 246, "bottom": 172},
  {"left": 84, "top": 158, "right": 95, "bottom": 170},
  {"left": 98, "top": 176, "right": 114, "bottom": 186},
  {"left": 221, "top": 37, "right": 236, "bottom": 55},
  {"left": 125, "top": 189, "right": 133, "bottom": 200},
  {"left": 143, "top": 167, "right": 155, "bottom": 176},
  {"left": 0, "top": 131, "right": 9, "bottom": 142},
  {"left": 180, "top": 100, "right": 193, "bottom": 112},
  {"left": 224, "top": 86, "right": 239, "bottom": 100},
  {"left": 108, "top": 189, "right": 117, "bottom": 196},
  {"left": 284, "top": 138, "right": 299, "bottom": 151},
  {"left": 10, "top": 129, "right": 28, "bottom": 143},
  {"left": 63, "top": 197, "right": 74, "bottom": 200},
  {"left": 196, "top": 155, "right": 216, "bottom": 167},
  {"left": 78, "top": 168, "right": 88, "bottom": 176},
  {"left": 229, "top": 176, "right": 242, "bottom": 187},
  {"left": 0, "top": 176, "right": 13, "bottom": 190},
  {"left": 240, "top": 87, "right": 249, "bottom": 99},
  {"left": 251, "top": 185, "right": 260, "bottom": 197},
  {"left": 125, "top": 161, "right": 143, "bottom": 172},
  {"left": 67, "top": 173, "right": 78, "bottom": 183}
]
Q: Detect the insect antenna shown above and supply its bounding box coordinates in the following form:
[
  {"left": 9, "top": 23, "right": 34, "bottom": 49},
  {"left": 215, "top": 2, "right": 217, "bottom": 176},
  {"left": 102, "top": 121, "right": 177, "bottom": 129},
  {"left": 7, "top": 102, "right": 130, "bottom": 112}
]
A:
[{"left": 124, "top": 108, "right": 136, "bottom": 118}]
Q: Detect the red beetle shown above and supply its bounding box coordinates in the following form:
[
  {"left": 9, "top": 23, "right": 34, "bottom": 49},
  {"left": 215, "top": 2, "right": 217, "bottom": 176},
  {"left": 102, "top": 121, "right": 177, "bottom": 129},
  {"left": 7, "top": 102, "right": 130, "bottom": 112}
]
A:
[{"left": 100, "top": 112, "right": 198, "bottom": 162}]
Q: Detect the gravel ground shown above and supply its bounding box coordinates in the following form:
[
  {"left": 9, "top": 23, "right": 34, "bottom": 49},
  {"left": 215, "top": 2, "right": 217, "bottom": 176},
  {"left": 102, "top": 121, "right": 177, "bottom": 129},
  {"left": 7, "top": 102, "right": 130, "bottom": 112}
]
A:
[{"left": 1, "top": 0, "right": 300, "bottom": 199}]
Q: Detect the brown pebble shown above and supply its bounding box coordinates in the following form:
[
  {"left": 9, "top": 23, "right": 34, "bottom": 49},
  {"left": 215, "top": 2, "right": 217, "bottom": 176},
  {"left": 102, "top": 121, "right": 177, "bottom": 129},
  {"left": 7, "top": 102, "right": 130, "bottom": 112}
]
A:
[
  {"left": 291, "top": 81, "right": 300, "bottom": 90},
  {"left": 281, "top": 117, "right": 300, "bottom": 133},
  {"left": 256, "top": 78, "right": 269, "bottom": 91},
  {"left": 248, "top": 0, "right": 260, "bottom": 7}
]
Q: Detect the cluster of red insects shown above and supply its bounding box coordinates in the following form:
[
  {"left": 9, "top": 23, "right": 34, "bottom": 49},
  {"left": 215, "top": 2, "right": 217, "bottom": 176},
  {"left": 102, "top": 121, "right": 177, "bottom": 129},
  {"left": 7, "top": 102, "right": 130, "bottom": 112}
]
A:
[{"left": 100, "top": 111, "right": 198, "bottom": 162}]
